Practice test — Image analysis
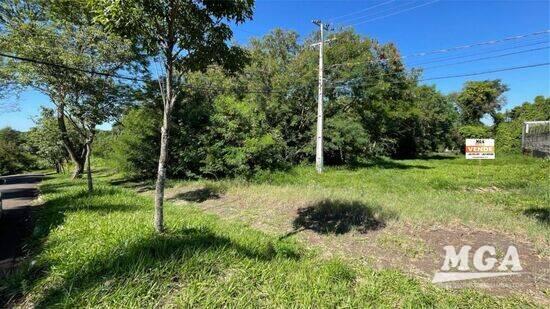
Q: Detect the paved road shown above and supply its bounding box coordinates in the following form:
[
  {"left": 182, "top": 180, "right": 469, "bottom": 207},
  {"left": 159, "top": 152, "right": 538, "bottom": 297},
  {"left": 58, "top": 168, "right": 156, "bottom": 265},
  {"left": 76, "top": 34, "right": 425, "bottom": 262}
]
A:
[{"left": 0, "top": 174, "right": 43, "bottom": 264}]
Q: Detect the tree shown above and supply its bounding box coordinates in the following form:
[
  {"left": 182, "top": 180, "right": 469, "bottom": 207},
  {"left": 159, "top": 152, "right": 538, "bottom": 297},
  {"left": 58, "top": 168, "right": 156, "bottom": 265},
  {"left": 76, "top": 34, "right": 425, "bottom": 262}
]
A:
[
  {"left": 27, "top": 108, "right": 71, "bottom": 173},
  {"left": 111, "top": 106, "right": 161, "bottom": 178},
  {"left": 92, "top": 0, "right": 254, "bottom": 232},
  {"left": 0, "top": 0, "right": 138, "bottom": 180},
  {"left": 0, "top": 127, "right": 35, "bottom": 175},
  {"left": 455, "top": 80, "right": 509, "bottom": 125},
  {"left": 202, "top": 95, "right": 286, "bottom": 177},
  {"left": 495, "top": 95, "right": 550, "bottom": 153}
]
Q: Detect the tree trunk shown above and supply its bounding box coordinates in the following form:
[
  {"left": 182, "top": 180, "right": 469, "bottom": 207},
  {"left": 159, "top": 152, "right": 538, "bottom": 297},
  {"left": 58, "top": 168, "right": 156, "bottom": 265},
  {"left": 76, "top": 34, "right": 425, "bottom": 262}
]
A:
[
  {"left": 85, "top": 142, "right": 93, "bottom": 193},
  {"left": 56, "top": 103, "right": 85, "bottom": 179},
  {"left": 154, "top": 111, "right": 170, "bottom": 233},
  {"left": 154, "top": 4, "right": 177, "bottom": 233}
]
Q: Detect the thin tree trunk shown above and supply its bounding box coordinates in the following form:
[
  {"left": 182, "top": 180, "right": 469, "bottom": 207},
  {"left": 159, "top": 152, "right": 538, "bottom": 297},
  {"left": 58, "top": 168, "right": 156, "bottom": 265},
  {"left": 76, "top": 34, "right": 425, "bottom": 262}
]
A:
[
  {"left": 85, "top": 141, "right": 93, "bottom": 193},
  {"left": 154, "top": 113, "right": 170, "bottom": 233},
  {"left": 154, "top": 2, "right": 178, "bottom": 233},
  {"left": 56, "top": 103, "right": 85, "bottom": 179},
  {"left": 154, "top": 54, "right": 175, "bottom": 233}
]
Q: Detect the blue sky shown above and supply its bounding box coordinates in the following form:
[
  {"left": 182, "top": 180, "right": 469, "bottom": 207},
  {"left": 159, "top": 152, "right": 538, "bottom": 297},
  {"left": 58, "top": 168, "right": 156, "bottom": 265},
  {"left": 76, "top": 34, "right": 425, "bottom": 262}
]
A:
[{"left": 1, "top": 0, "right": 549, "bottom": 131}]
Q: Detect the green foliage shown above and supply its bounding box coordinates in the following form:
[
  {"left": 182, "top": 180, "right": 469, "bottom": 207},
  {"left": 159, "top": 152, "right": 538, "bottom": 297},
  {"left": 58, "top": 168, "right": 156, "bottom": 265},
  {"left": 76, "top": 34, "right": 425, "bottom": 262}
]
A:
[
  {"left": 0, "top": 127, "right": 35, "bottom": 175},
  {"left": 323, "top": 114, "right": 372, "bottom": 165},
  {"left": 93, "top": 130, "right": 114, "bottom": 159},
  {"left": 458, "top": 125, "right": 491, "bottom": 139},
  {"left": 99, "top": 29, "right": 463, "bottom": 178},
  {"left": 1, "top": 0, "right": 141, "bottom": 179},
  {"left": 455, "top": 80, "right": 509, "bottom": 125},
  {"left": 202, "top": 96, "right": 286, "bottom": 177},
  {"left": 495, "top": 95, "right": 550, "bottom": 153},
  {"left": 26, "top": 108, "right": 75, "bottom": 171},
  {"left": 110, "top": 107, "right": 161, "bottom": 178}
]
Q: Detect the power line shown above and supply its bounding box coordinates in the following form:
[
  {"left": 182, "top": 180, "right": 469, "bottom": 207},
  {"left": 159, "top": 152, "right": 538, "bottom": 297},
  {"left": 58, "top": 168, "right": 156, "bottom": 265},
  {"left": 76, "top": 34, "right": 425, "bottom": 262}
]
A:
[
  {"left": 0, "top": 51, "right": 148, "bottom": 82},
  {"left": 406, "top": 29, "right": 550, "bottom": 58},
  {"left": 345, "top": 0, "right": 440, "bottom": 27},
  {"left": 0, "top": 51, "right": 304, "bottom": 94},
  {"left": 334, "top": 0, "right": 416, "bottom": 25},
  {"left": 407, "top": 39, "right": 549, "bottom": 66},
  {"left": 421, "top": 46, "right": 550, "bottom": 70},
  {"left": 325, "top": 62, "right": 550, "bottom": 88},
  {"left": 328, "top": 0, "right": 396, "bottom": 22},
  {"left": 421, "top": 62, "right": 550, "bottom": 81},
  {"left": 328, "top": 29, "right": 550, "bottom": 68}
]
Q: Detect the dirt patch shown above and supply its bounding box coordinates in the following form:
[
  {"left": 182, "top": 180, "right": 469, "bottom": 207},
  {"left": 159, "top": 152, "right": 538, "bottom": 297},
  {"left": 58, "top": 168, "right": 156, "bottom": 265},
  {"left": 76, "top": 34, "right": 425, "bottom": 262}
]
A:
[
  {"left": 469, "top": 186, "right": 504, "bottom": 193},
  {"left": 164, "top": 184, "right": 550, "bottom": 304}
]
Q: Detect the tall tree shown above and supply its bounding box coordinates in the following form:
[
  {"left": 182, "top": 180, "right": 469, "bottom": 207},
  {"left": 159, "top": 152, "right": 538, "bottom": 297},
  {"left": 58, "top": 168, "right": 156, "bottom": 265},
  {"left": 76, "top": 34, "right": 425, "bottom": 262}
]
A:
[
  {"left": 27, "top": 108, "right": 70, "bottom": 173},
  {"left": 0, "top": 0, "right": 138, "bottom": 179},
  {"left": 92, "top": 0, "right": 254, "bottom": 232},
  {"left": 455, "top": 80, "right": 509, "bottom": 125}
]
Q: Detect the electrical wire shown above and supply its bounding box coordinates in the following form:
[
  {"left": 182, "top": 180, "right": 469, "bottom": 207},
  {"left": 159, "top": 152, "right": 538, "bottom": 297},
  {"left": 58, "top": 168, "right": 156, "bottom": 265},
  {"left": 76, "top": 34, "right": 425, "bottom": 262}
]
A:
[
  {"left": 328, "top": 29, "right": 550, "bottom": 68},
  {"left": 420, "top": 46, "right": 550, "bottom": 70},
  {"left": 328, "top": 0, "right": 396, "bottom": 22},
  {"left": 0, "top": 51, "right": 148, "bottom": 82},
  {"left": 421, "top": 62, "right": 550, "bottom": 81},
  {"left": 334, "top": 0, "right": 418, "bottom": 26},
  {"left": 407, "top": 39, "right": 549, "bottom": 66},
  {"left": 344, "top": 0, "right": 440, "bottom": 27},
  {"left": 0, "top": 51, "right": 308, "bottom": 94}
]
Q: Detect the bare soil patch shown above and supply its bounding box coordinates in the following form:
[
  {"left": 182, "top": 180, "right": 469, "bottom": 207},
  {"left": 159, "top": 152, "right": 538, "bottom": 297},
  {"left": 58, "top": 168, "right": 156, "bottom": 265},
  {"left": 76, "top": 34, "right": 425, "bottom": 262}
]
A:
[{"left": 164, "top": 184, "right": 550, "bottom": 304}]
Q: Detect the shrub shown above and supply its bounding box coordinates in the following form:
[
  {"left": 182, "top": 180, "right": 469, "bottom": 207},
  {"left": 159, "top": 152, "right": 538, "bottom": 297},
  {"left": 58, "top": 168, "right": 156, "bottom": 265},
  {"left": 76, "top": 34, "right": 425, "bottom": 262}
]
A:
[
  {"left": 202, "top": 96, "right": 286, "bottom": 177},
  {"left": 111, "top": 107, "right": 161, "bottom": 178}
]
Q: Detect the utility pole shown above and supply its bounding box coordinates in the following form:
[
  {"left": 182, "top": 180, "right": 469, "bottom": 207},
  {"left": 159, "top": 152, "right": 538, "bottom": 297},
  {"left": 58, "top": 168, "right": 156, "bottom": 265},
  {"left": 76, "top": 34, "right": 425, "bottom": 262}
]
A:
[{"left": 311, "top": 20, "right": 330, "bottom": 174}]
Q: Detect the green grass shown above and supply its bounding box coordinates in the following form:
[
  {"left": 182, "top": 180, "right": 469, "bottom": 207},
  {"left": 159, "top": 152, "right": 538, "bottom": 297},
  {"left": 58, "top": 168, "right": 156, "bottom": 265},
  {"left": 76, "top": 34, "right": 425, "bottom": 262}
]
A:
[
  {"left": 244, "top": 155, "right": 550, "bottom": 251},
  {"left": 0, "top": 167, "right": 540, "bottom": 307}
]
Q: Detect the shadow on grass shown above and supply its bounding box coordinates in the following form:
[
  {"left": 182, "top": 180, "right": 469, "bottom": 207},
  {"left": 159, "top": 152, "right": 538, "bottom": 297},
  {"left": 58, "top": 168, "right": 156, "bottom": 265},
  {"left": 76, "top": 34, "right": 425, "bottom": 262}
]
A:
[
  {"left": 169, "top": 188, "right": 221, "bottom": 203},
  {"left": 168, "top": 184, "right": 226, "bottom": 203},
  {"left": 283, "top": 199, "right": 397, "bottom": 238},
  {"left": 109, "top": 178, "right": 156, "bottom": 193},
  {"left": 1, "top": 178, "right": 301, "bottom": 307},
  {"left": 523, "top": 207, "right": 549, "bottom": 225},
  {"left": 33, "top": 226, "right": 299, "bottom": 307},
  {"left": 349, "top": 158, "right": 431, "bottom": 170},
  {"left": 417, "top": 154, "right": 458, "bottom": 161}
]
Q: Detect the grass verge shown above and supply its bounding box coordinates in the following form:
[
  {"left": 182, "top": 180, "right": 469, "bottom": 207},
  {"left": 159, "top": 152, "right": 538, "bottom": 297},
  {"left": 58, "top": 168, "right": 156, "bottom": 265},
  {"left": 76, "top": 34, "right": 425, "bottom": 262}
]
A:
[{"left": 0, "top": 171, "right": 540, "bottom": 307}]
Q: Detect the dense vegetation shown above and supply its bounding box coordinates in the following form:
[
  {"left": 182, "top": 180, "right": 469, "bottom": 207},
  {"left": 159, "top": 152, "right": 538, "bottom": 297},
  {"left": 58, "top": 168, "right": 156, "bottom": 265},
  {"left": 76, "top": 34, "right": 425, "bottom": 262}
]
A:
[{"left": 0, "top": 127, "right": 36, "bottom": 175}]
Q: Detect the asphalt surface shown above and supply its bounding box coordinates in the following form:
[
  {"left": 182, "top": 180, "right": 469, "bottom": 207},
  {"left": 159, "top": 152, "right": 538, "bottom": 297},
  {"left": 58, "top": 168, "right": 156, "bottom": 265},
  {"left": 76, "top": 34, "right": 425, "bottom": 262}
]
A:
[{"left": 0, "top": 174, "right": 43, "bottom": 263}]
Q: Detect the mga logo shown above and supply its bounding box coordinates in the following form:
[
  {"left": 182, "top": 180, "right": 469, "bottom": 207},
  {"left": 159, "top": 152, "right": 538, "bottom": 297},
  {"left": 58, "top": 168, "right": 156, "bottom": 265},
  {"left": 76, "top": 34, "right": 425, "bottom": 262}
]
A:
[{"left": 432, "top": 245, "right": 523, "bottom": 283}]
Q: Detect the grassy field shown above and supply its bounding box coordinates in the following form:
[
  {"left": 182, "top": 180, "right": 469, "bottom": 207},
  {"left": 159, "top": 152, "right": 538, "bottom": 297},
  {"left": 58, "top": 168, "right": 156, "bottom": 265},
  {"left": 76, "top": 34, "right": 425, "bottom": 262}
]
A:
[{"left": 1, "top": 154, "right": 548, "bottom": 307}]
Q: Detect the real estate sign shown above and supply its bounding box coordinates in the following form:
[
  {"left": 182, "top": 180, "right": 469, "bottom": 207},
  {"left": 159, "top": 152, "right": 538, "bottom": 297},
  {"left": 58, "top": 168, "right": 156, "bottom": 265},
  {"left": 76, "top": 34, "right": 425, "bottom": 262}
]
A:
[{"left": 465, "top": 139, "right": 495, "bottom": 159}]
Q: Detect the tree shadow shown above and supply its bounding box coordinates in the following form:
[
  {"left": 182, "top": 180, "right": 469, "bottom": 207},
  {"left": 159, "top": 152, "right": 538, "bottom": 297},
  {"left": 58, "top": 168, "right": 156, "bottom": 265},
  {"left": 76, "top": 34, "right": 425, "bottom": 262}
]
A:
[
  {"left": 417, "top": 154, "right": 458, "bottom": 161},
  {"left": 168, "top": 185, "right": 225, "bottom": 203},
  {"left": 289, "top": 199, "right": 397, "bottom": 236},
  {"left": 32, "top": 226, "right": 300, "bottom": 307},
  {"left": 109, "top": 178, "right": 156, "bottom": 193},
  {"left": 523, "top": 207, "right": 549, "bottom": 225},
  {"left": 1, "top": 178, "right": 301, "bottom": 307},
  {"left": 349, "top": 158, "right": 431, "bottom": 170}
]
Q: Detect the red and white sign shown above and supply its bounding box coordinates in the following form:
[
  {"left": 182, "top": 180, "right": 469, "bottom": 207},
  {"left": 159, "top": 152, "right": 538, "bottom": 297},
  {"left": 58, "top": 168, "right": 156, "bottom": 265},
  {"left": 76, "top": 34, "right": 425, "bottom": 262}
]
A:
[{"left": 465, "top": 139, "right": 495, "bottom": 159}]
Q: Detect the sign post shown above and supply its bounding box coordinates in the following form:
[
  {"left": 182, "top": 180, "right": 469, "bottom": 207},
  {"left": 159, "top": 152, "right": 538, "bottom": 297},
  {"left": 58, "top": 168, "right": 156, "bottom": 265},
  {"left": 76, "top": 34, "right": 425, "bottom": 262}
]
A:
[{"left": 465, "top": 139, "right": 495, "bottom": 160}]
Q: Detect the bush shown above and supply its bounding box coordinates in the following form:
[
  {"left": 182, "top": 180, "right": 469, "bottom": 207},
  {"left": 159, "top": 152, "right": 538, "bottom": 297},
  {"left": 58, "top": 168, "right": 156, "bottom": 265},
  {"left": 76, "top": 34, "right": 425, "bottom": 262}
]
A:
[
  {"left": 0, "top": 127, "right": 36, "bottom": 175},
  {"left": 324, "top": 114, "right": 373, "bottom": 165},
  {"left": 110, "top": 107, "right": 160, "bottom": 178},
  {"left": 495, "top": 96, "right": 549, "bottom": 154},
  {"left": 202, "top": 96, "right": 286, "bottom": 177}
]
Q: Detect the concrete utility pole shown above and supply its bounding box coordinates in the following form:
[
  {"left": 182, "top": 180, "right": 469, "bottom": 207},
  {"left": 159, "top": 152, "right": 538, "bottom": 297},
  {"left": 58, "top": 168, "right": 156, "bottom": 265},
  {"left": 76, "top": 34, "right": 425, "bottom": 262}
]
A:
[{"left": 311, "top": 20, "right": 330, "bottom": 174}]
